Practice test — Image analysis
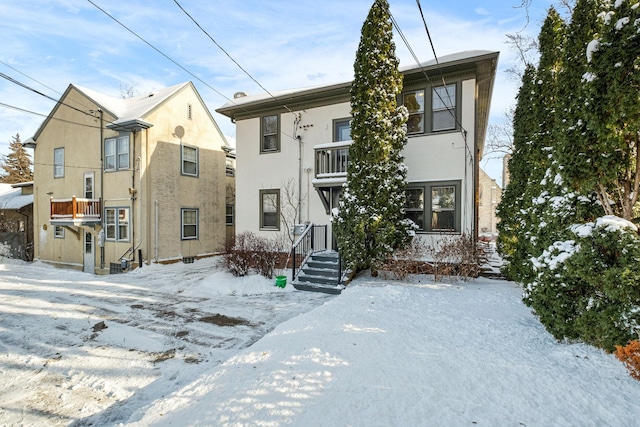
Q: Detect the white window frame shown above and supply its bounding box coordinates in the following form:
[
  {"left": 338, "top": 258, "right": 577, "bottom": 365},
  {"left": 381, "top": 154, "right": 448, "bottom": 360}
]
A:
[
  {"left": 105, "top": 207, "right": 130, "bottom": 241},
  {"left": 54, "top": 225, "right": 65, "bottom": 239},
  {"left": 226, "top": 204, "right": 234, "bottom": 225},
  {"left": 181, "top": 208, "right": 199, "bottom": 240},
  {"left": 54, "top": 147, "right": 64, "bottom": 178},
  {"left": 104, "top": 136, "right": 130, "bottom": 171},
  {"left": 181, "top": 144, "right": 199, "bottom": 177},
  {"left": 84, "top": 172, "right": 94, "bottom": 199}
]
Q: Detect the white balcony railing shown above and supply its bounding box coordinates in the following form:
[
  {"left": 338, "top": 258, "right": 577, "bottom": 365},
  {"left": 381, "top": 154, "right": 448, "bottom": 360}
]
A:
[{"left": 314, "top": 140, "right": 352, "bottom": 179}]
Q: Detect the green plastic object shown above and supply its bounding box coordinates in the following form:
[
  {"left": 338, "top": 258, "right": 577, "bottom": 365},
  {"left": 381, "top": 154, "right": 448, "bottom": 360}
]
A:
[{"left": 275, "top": 275, "right": 287, "bottom": 288}]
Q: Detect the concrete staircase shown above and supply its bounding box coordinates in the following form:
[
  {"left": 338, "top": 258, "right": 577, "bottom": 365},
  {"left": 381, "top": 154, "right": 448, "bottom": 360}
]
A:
[{"left": 293, "top": 251, "right": 345, "bottom": 294}]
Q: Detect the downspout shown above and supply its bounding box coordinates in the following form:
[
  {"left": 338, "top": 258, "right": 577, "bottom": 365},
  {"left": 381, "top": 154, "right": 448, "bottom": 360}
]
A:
[
  {"left": 297, "top": 135, "right": 302, "bottom": 224},
  {"left": 99, "top": 109, "right": 105, "bottom": 270},
  {"left": 143, "top": 128, "right": 151, "bottom": 265},
  {"left": 131, "top": 130, "right": 137, "bottom": 265},
  {"left": 155, "top": 199, "right": 159, "bottom": 262}
]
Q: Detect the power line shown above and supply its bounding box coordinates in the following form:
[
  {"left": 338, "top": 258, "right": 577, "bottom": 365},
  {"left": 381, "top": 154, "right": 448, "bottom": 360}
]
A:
[
  {"left": 0, "top": 73, "right": 95, "bottom": 119},
  {"left": 0, "top": 102, "right": 102, "bottom": 130},
  {"left": 171, "top": 0, "right": 295, "bottom": 116},
  {"left": 415, "top": 0, "right": 459, "bottom": 103},
  {"left": 86, "top": 0, "right": 233, "bottom": 104},
  {"left": 0, "top": 60, "right": 63, "bottom": 97},
  {"left": 87, "top": 0, "right": 297, "bottom": 141},
  {"left": 383, "top": 1, "right": 467, "bottom": 140}
]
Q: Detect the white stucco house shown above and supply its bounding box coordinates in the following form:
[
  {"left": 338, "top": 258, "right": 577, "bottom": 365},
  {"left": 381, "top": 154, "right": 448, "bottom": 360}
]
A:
[{"left": 216, "top": 50, "right": 498, "bottom": 290}]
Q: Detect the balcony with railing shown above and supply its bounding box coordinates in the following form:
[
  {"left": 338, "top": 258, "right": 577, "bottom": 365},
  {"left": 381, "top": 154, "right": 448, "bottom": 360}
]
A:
[
  {"left": 50, "top": 196, "right": 101, "bottom": 225},
  {"left": 314, "top": 140, "right": 352, "bottom": 184}
]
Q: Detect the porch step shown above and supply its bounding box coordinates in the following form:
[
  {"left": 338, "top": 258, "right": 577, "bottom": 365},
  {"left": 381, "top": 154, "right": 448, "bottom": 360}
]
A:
[{"left": 293, "top": 251, "right": 345, "bottom": 294}]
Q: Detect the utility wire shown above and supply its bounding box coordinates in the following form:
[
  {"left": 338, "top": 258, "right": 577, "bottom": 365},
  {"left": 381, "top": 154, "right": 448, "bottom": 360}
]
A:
[
  {"left": 386, "top": 2, "right": 467, "bottom": 137},
  {"left": 415, "top": 2, "right": 455, "bottom": 91},
  {"left": 0, "top": 102, "right": 102, "bottom": 129},
  {"left": 0, "top": 73, "right": 95, "bottom": 118},
  {"left": 0, "top": 60, "right": 63, "bottom": 97},
  {"left": 88, "top": 0, "right": 297, "bottom": 141},
  {"left": 171, "top": 0, "right": 295, "bottom": 116},
  {"left": 87, "top": 0, "right": 233, "bottom": 104}
]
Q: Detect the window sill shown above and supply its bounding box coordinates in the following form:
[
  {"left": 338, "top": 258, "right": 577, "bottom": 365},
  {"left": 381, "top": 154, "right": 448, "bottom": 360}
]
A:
[
  {"left": 415, "top": 231, "right": 461, "bottom": 235},
  {"left": 406, "top": 128, "right": 459, "bottom": 138}
]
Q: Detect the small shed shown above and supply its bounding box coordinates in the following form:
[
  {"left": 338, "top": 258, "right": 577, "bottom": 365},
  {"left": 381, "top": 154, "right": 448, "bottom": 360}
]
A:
[{"left": 0, "top": 182, "right": 34, "bottom": 260}]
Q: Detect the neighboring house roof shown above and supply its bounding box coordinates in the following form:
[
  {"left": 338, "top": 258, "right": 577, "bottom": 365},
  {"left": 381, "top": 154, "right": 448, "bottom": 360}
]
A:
[
  {"left": 29, "top": 81, "right": 231, "bottom": 148},
  {"left": 0, "top": 183, "right": 33, "bottom": 210},
  {"left": 74, "top": 82, "right": 189, "bottom": 127}
]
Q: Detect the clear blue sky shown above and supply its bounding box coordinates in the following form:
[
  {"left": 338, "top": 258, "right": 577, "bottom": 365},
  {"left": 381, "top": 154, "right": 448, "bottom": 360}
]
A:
[{"left": 0, "top": 0, "right": 560, "bottom": 184}]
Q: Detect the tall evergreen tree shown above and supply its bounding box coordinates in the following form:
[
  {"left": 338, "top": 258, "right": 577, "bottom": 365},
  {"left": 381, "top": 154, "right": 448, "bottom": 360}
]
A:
[
  {"left": 555, "top": 0, "right": 604, "bottom": 197},
  {"left": 333, "top": 0, "right": 411, "bottom": 274},
  {"left": 582, "top": 0, "right": 640, "bottom": 222},
  {"left": 517, "top": 8, "right": 567, "bottom": 280},
  {"left": 1, "top": 133, "right": 33, "bottom": 184},
  {"left": 497, "top": 8, "right": 567, "bottom": 283},
  {"left": 497, "top": 65, "right": 539, "bottom": 281}
]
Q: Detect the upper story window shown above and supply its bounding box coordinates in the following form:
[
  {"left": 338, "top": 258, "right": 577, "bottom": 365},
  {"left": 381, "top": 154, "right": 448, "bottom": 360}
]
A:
[
  {"left": 432, "top": 84, "right": 457, "bottom": 131},
  {"left": 402, "top": 83, "right": 458, "bottom": 134},
  {"left": 181, "top": 144, "right": 198, "bottom": 177},
  {"left": 105, "top": 136, "right": 130, "bottom": 171},
  {"left": 334, "top": 118, "right": 351, "bottom": 142},
  {"left": 403, "top": 90, "right": 425, "bottom": 134},
  {"left": 53, "top": 147, "right": 64, "bottom": 178},
  {"left": 261, "top": 114, "right": 280, "bottom": 153},
  {"left": 187, "top": 103, "right": 192, "bottom": 120}
]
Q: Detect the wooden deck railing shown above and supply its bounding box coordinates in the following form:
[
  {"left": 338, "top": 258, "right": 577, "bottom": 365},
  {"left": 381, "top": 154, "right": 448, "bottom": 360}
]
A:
[{"left": 50, "top": 197, "right": 101, "bottom": 221}]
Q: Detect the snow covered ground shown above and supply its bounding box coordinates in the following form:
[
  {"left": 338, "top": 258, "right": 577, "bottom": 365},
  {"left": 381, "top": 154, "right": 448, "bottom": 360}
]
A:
[{"left": 1, "top": 258, "right": 639, "bottom": 426}]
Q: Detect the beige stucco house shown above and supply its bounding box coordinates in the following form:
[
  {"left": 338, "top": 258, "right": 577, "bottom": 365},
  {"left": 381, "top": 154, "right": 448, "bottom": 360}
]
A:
[
  {"left": 478, "top": 168, "right": 502, "bottom": 237},
  {"left": 27, "top": 82, "right": 231, "bottom": 273},
  {"left": 216, "top": 50, "right": 498, "bottom": 289}
]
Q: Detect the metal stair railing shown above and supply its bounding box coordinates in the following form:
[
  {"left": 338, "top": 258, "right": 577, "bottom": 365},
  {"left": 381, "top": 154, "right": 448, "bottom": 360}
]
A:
[{"left": 291, "top": 223, "right": 328, "bottom": 283}]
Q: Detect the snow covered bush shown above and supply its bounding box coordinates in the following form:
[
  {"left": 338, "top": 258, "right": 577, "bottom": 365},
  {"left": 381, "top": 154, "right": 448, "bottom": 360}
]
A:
[{"left": 526, "top": 216, "right": 640, "bottom": 351}]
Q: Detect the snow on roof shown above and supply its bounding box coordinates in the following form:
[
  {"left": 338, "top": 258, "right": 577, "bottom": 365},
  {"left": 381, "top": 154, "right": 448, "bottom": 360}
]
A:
[
  {"left": 0, "top": 184, "right": 33, "bottom": 209},
  {"left": 218, "top": 50, "right": 497, "bottom": 110},
  {"left": 73, "top": 82, "right": 190, "bottom": 125}
]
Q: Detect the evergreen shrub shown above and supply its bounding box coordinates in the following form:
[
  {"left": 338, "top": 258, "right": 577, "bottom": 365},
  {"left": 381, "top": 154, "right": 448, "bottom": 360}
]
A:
[{"left": 526, "top": 216, "right": 640, "bottom": 351}]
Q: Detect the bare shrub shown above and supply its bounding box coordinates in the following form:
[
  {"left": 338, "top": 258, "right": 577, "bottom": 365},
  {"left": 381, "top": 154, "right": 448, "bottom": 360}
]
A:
[
  {"left": 427, "top": 234, "right": 488, "bottom": 282},
  {"left": 381, "top": 238, "right": 429, "bottom": 280},
  {"left": 222, "top": 231, "right": 285, "bottom": 279}
]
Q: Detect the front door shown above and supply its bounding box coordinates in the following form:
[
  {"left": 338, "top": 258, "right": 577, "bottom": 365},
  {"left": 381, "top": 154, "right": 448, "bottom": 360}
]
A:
[{"left": 83, "top": 231, "right": 94, "bottom": 274}]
